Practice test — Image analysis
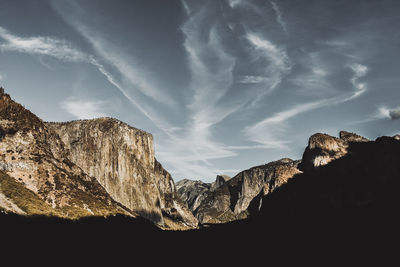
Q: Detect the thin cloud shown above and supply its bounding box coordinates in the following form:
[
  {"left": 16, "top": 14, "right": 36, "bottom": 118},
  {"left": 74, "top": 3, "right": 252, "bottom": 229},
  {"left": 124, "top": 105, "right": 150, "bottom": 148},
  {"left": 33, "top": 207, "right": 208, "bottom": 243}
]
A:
[
  {"left": 290, "top": 52, "right": 332, "bottom": 97},
  {"left": 245, "top": 63, "right": 371, "bottom": 147},
  {"left": 155, "top": 2, "right": 243, "bottom": 180},
  {"left": 0, "top": 25, "right": 173, "bottom": 135},
  {"left": 0, "top": 26, "right": 88, "bottom": 62},
  {"left": 245, "top": 100, "right": 328, "bottom": 149},
  {"left": 344, "top": 63, "right": 368, "bottom": 101},
  {"left": 270, "top": 1, "right": 288, "bottom": 34},
  {"left": 245, "top": 32, "right": 292, "bottom": 95},
  {"left": 72, "top": 26, "right": 176, "bottom": 108},
  {"left": 61, "top": 97, "right": 107, "bottom": 119},
  {"left": 228, "top": 0, "right": 242, "bottom": 8},
  {"left": 376, "top": 106, "right": 400, "bottom": 120},
  {"left": 181, "top": 0, "right": 191, "bottom": 15},
  {"left": 238, "top": 75, "right": 270, "bottom": 84}
]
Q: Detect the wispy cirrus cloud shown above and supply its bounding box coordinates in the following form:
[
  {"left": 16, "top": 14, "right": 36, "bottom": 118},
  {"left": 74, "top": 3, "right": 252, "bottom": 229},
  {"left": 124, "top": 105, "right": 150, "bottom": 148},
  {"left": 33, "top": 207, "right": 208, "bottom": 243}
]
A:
[
  {"left": 350, "top": 63, "right": 368, "bottom": 89},
  {"left": 238, "top": 75, "right": 271, "bottom": 84},
  {"left": 344, "top": 63, "right": 368, "bottom": 101},
  {"left": 245, "top": 32, "right": 292, "bottom": 97},
  {"left": 79, "top": 29, "right": 177, "bottom": 108},
  {"left": 0, "top": 24, "right": 173, "bottom": 134},
  {"left": 228, "top": 0, "right": 242, "bottom": 9},
  {"left": 244, "top": 99, "right": 328, "bottom": 149},
  {"left": 0, "top": 26, "right": 88, "bottom": 62},
  {"left": 270, "top": 1, "right": 288, "bottom": 34},
  {"left": 61, "top": 97, "right": 107, "bottom": 120},
  {"left": 245, "top": 61, "right": 370, "bottom": 147},
  {"left": 376, "top": 106, "right": 400, "bottom": 120}
]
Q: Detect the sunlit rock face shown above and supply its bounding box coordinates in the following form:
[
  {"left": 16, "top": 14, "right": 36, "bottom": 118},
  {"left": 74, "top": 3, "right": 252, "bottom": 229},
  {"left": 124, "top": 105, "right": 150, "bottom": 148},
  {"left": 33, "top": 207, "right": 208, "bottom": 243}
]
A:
[
  {"left": 47, "top": 119, "right": 197, "bottom": 227},
  {"left": 0, "top": 90, "right": 129, "bottom": 218},
  {"left": 179, "top": 159, "right": 301, "bottom": 224},
  {"left": 299, "top": 131, "right": 370, "bottom": 172},
  {"left": 47, "top": 118, "right": 163, "bottom": 224}
]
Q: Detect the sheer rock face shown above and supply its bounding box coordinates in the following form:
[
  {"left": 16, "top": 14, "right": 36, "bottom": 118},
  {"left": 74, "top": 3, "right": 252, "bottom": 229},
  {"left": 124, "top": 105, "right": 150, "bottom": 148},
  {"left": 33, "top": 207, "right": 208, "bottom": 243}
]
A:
[
  {"left": 47, "top": 119, "right": 197, "bottom": 227},
  {"left": 183, "top": 159, "right": 301, "bottom": 224},
  {"left": 47, "top": 119, "right": 163, "bottom": 224},
  {"left": 0, "top": 91, "right": 129, "bottom": 218},
  {"left": 300, "top": 131, "right": 370, "bottom": 172}
]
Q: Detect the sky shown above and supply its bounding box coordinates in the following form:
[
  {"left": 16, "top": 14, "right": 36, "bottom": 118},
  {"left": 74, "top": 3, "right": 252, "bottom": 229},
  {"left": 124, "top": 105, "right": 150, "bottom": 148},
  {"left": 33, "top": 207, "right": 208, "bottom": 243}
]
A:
[{"left": 0, "top": 0, "right": 399, "bottom": 182}]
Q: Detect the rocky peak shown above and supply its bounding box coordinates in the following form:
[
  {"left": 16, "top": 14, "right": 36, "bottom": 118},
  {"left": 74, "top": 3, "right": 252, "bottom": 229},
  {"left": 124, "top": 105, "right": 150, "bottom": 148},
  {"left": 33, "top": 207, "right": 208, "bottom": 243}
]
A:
[
  {"left": 393, "top": 135, "right": 400, "bottom": 141},
  {"left": 300, "top": 131, "right": 369, "bottom": 172},
  {"left": 339, "top": 131, "right": 369, "bottom": 143},
  {"left": 175, "top": 179, "right": 211, "bottom": 212},
  {"left": 210, "top": 175, "right": 231, "bottom": 192}
]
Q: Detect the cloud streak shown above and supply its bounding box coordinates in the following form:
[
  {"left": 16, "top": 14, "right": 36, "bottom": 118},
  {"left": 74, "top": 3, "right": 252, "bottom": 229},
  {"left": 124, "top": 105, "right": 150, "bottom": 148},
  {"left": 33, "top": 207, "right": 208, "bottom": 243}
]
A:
[
  {"left": 0, "top": 24, "right": 175, "bottom": 137},
  {"left": 245, "top": 99, "right": 328, "bottom": 149},
  {"left": 270, "top": 1, "right": 288, "bottom": 34},
  {"left": 245, "top": 32, "right": 292, "bottom": 97},
  {"left": 376, "top": 106, "right": 400, "bottom": 120},
  {"left": 345, "top": 63, "right": 368, "bottom": 101},
  {"left": 0, "top": 26, "right": 88, "bottom": 62},
  {"left": 245, "top": 62, "right": 370, "bottom": 147},
  {"left": 61, "top": 97, "right": 107, "bottom": 119}
]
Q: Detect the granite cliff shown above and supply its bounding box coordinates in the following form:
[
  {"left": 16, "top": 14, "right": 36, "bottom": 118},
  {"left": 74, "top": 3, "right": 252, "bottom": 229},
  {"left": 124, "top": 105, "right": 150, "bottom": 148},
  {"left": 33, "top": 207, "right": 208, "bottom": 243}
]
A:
[{"left": 0, "top": 89, "right": 130, "bottom": 218}]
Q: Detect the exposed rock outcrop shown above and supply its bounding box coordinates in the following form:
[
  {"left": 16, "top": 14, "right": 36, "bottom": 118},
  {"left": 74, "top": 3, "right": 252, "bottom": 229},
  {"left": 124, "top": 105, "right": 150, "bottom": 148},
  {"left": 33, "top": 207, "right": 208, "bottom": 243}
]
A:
[
  {"left": 299, "top": 131, "right": 369, "bottom": 172},
  {"left": 210, "top": 175, "right": 231, "bottom": 192},
  {"left": 0, "top": 90, "right": 130, "bottom": 218},
  {"left": 176, "top": 179, "right": 211, "bottom": 212},
  {"left": 190, "top": 158, "right": 301, "bottom": 224}
]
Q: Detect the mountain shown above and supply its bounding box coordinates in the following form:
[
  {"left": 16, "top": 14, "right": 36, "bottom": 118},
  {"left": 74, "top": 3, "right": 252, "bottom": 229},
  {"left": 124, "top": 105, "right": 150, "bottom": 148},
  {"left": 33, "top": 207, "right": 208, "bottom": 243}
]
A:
[
  {"left": 46, "top": 118, "right": 197, "bottom": 227},
  {"left": 177, "top": 158, "right": 301, "bottom": 224},
  {"left": 2, "top": 86, "right": 400, "bottom": 248},
  {"left": 255, "top": 131, "right": 400, "bottom": 218},
  {"left": 175, "top": 175, "right": 231, "bottom": 212},
  {"left": 176, "top": 130, "right": 400, "bottom": 225},
  {"left": 0, "top": 88, "right": 197, "bottom": 228},
  {"left": 0, "top": 89, "right": 129, "bottom": 218}
]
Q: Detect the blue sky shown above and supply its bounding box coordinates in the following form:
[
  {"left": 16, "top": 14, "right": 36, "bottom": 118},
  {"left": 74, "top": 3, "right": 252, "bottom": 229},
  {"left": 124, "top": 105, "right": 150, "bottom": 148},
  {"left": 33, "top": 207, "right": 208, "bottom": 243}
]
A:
[{"left": 0, "top": 0, "right": 399, "bottom": 182}]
